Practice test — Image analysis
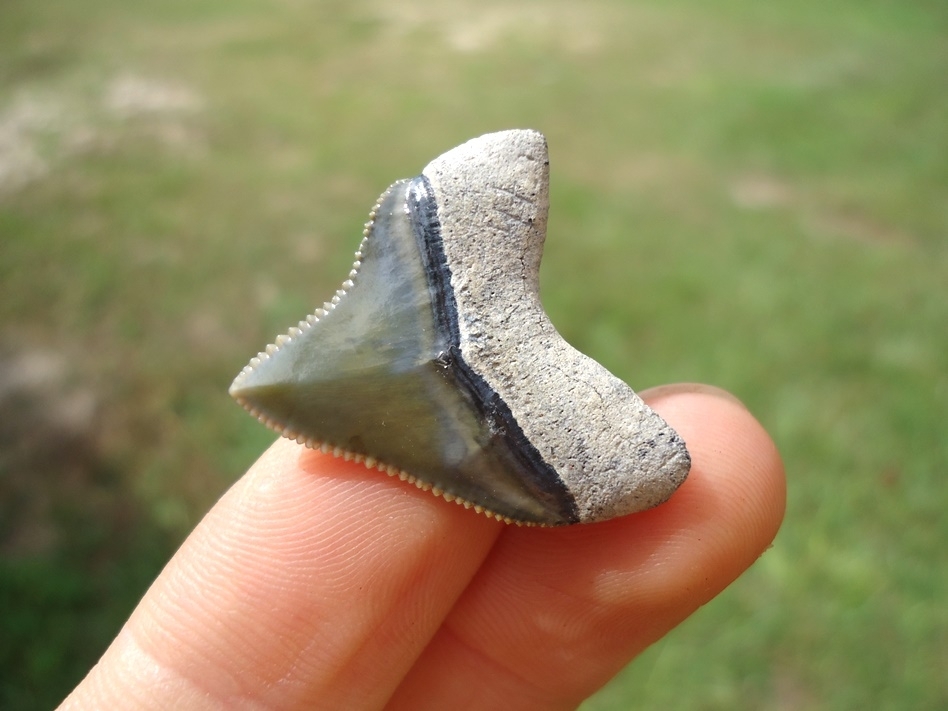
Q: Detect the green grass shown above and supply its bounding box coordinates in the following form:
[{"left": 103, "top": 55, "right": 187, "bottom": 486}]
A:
[{"left": 1, "top": 0, "right": 946, "bottom": 708}]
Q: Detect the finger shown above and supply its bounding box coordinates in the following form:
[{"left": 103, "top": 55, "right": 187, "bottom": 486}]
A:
[
  {"left": 386, "top": 384, "right": 786, "bottom": 710},
  {"left": 60, "top": 437, "right": 503, "bottom": 711}
]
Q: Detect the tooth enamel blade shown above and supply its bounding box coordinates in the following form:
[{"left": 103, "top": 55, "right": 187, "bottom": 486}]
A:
[
  {"left": 231, "top": 179, "right": 580, "bottom": 524},
  {"left": 231, "top": 130, "right": 691, "bottom": 525}
]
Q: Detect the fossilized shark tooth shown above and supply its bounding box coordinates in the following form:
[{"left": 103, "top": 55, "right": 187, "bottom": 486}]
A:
[{"left": 230, "top": 129, "right": 690, "bottom": 525}]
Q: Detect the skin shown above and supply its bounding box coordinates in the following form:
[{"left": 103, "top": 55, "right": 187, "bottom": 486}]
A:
[{"left": 59, "top": 383, "right": 785, "bottom": 710}]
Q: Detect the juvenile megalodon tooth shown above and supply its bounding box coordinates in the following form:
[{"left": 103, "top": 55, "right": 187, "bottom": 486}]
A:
[{"left": 230, "top": 129, "right": 690, "bottom": 525}]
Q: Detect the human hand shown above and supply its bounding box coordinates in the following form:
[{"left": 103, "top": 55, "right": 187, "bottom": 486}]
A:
[{"left": 59, "top": 383, "right": 784, "bottom": 710}]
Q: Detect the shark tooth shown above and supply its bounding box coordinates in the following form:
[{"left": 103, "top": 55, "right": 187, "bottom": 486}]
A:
[{"left": 230, "top": 129, "right": 690, "bottom": 525}]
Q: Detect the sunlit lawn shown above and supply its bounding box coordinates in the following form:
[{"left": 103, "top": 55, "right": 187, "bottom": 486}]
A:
[{"left": 1, "top": 0, "right": 946, "bottom": 708}]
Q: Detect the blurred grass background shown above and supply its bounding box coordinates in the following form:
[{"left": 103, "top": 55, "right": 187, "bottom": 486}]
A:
[{"left": 1, "top": 0, "right": 945, "bottom": 708}]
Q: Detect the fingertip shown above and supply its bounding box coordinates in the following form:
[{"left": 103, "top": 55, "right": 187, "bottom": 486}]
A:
[
  {"left": 641, "top": 381, "right": 751, "bottom": 410},
  {"left": 385, "top": 383, "right": 788, "bottom": 709},
  {"left": 641, "top": 383, "right": 786, "bottom": 586}
]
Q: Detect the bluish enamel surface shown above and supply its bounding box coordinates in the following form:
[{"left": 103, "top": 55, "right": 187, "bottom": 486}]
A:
[{"left": 231, "top": 178, "right": 578, "bottom": 524}]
